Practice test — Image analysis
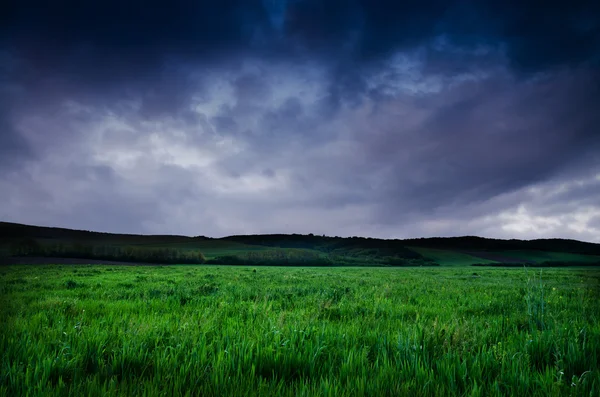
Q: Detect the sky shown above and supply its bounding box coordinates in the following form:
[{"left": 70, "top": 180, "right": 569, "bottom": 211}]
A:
[{"left": 1, "top": 1, "right": 600, "bottom": 242}]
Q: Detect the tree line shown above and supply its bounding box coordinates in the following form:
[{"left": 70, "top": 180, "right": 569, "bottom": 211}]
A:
[
  {"left": 9, "top": 239, "right": 206, "bottom": 264},
  {"left": 8, "top": 239, "right": 439, "bottom": 266},
  {"left": 206, "top": 249, "right": 438, "bottom": 267}
]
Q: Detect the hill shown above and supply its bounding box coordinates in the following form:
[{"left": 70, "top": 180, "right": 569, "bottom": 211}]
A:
[{"left": 1, "top": 221, "right": 600, "bottom": 266}]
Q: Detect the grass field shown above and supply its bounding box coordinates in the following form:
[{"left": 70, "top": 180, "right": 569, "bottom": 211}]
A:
[
  {"left": 1, "top": 265, "right": 599, "bottom": 396},
  {"left": 407, "top": 247, "right": 499, "bottom": 266},
  {"left": 481, "top": 251, "right": 600, "bottom": 264},
  {"left": 409, "top": 247, "right": 600, "bottom": 266}
]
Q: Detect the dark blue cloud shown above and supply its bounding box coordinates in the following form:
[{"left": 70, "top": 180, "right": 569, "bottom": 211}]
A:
[
  {"left": 3, "top": 0, "right": 272, "bottom": 54},
  {"left": 3, "top": 0, "right": 597, "bottom": 70}
]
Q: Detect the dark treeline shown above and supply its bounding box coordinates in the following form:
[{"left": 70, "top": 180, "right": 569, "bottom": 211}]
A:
[
  {"left": 406, "top": 236, "right": 600, "bottom": 256},
  {"left": 222, "top": 234, "right": 424, "bottom": 259},
  {"left": 206, "top": 249, "right": 438, "bottom": 267},
  {"left": 7, "top": 239, "right": 437, "bottom": 266},
  {"left": 0, "top": 222, "right": 194, "bottom": 245},
  {"left": 8, "top": 239, "right": 206, "bottom": 264},
  {"left": 3, "top": 221, "right": 600, "bottom": 257}
]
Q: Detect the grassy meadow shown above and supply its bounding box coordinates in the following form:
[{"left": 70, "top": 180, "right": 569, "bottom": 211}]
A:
[
  {"left": 482, "top": 251, "right": 600, "bottom": 264},
  {"left": 407, "top": 247, "right": 499, "bottom": 266},
  {"left": 1, "top": 265, "right": 599, "bottom": 396}
]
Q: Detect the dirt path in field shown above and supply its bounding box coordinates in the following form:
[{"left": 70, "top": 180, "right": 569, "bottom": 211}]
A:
[{"left": 0, "top": 256, "right": 164, "bottom": 266}]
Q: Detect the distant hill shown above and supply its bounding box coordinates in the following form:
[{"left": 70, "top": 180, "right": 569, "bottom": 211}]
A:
[
  {"left": 1, "top": 221, "right": 599, "bottom": 266},
  {"left": 0, "top": 222, "right": 191, "bottom": 243},
  {"left": 403, "top": 236, "right": 600, "bottom": 256}
]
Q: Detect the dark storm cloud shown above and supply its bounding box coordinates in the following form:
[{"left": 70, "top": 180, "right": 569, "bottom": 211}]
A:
[
  {"left": 1, "top": 0, "right": 599, "bottom": 240},
  {"left": 0, "top": 105, "right": 33, "bottom": 168},
  {"left": 3, "top": 0, "right": 273, "bottom": 56},
  {"left": 364, "top": 69, "right": 600, "bottom": 223},
  {"left": 433, "top": 1, "right": 599, "bottom": 70},
  {"left": 1, "top": 0, "right": 277, "bottom": 133},
  {"left": 4, "top": 0, "right": 598, "bottom": 76},
  {"left": 3, "top": 0, "right": 598, "bottom": 112},
  {"left": 281, "top": 1, "right": 600, "bottom": 72},
  {"left": 280, "top": 0, "right": 600, "bottom": 121},
  {"left": 0, "top": 53, "right": 35, "bottom": 168}
]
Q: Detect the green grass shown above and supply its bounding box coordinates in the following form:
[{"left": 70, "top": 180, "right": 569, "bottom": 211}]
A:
[
  {"left": 1, "top": 265, "right": 599, "bottom": 396},
  {"left": 408, "top": 247, "right": 499, "bottom": 266},
  {"left": 482, "top": 250, "right": 600, "bottom": 264}
]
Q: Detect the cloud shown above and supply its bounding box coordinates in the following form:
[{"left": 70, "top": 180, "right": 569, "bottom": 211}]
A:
[
  {"left": 489, "top": 174, "right": 600, "bottom": 242},
  {"left": 0, "top": 109, "right": 33, "bottom": 169},
  {"left": 588, "top": 214, "right": 600, "bottom": 231},
  {"left": 0, "top": 1, "right": 599, "bottom": 241}
]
